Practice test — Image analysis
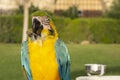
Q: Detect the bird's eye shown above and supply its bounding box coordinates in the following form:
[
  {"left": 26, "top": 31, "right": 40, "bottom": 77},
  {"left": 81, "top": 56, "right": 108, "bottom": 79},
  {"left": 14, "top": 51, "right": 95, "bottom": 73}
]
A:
[{"left": 43, "top": 18, "right": 50, "bottom": 25}]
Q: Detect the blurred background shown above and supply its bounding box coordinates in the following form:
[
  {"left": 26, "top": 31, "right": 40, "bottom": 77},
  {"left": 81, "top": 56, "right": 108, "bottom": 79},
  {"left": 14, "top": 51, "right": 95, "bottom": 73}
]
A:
[{"left": 0, "top": 0, "right": 120, "bottom": 80}]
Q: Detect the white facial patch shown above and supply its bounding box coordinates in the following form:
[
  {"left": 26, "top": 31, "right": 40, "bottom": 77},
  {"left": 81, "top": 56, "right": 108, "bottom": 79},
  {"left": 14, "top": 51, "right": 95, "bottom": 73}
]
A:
[{"left": 32, "top": 16, "right": 51, "bottom": 30}]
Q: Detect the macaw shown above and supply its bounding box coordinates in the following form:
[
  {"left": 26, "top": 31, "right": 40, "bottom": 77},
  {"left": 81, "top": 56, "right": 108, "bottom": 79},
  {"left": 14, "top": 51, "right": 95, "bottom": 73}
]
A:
[{"left": 21, "top": 11, "right": 70, "bottom": 80}]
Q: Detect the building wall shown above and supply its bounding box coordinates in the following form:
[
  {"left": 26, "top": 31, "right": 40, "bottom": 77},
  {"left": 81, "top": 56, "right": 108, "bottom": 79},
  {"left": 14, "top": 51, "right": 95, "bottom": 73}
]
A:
[
  {"left": 31, "top": 0, "right": 54, "bottom": 11},
  {"left": 54, "top": 0, "right": 113, "bottom": 11},
  {"left": 0, "top": 0, "right": 19, "bottom": 10},
  {"left": 0, "top": 0, "right": 114, "bottom": 12},
  {"left": 53, "top": 0, "right": 114, "bottom": 17}
]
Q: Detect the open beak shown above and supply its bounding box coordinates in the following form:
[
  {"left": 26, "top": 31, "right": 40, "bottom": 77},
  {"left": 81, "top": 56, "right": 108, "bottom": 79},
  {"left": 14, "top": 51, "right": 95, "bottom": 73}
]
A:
[{"left": 32, "top": 17, "right": 43, "bottom": 37}]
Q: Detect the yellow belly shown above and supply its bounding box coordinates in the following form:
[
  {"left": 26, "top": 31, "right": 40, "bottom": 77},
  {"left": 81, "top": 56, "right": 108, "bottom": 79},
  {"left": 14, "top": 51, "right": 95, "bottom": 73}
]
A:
[{"left": 28, "top": 39, "right": 60, "bottom": 80}]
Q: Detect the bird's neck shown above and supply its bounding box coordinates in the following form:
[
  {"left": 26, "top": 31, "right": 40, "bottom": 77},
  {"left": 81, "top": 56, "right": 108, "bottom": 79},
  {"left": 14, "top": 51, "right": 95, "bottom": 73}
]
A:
[{"left": 28, "top": 33, "right": 58, "bottom": 47}]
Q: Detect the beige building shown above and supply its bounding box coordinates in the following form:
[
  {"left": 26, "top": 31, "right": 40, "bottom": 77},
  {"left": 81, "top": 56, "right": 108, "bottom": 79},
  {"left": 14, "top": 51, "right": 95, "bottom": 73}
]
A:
[
  {"left": 0, "top": 0, "right": 113, "bottom": 10},
  {"left": 32, "top": 0, "right": 113, "bottom": 11},
  {"left": 0, "top": 0, "right": 114, "bottom": 16},
  {"left": 0, "top": 0, "right": 19, "bottom": 10},
  {"left": 53, "top": 0, "right": 113, "bottom": 17}
]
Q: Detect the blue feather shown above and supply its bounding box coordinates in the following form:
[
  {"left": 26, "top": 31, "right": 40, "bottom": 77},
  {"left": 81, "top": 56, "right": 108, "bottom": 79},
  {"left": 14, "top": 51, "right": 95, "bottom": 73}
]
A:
[
  {"left": 21, "top": 41, "right": 32, "bottom": 80},
  {"left": 55, "top": 39, "right": 70, "bottom": 80}
]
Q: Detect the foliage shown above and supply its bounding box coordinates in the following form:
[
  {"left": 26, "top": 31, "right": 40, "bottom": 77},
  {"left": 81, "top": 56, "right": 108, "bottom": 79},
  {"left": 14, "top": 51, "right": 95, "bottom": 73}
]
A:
[
  {"left": 89, "top": 18, "right": 120, "bottom": 43},
  {"left": 0, "top": 15, "right": 120, "bottom": 43},
  {"left": 54, "top": 17, "right": 120, "bottom": 44},
  {"left": 0, "top": 15, "right": 23, "bottom": 43},
  {"left": 16, "top": 5, "right": 24, "bottom": 14},
  {"left": 105, "top": 0, "right": 120, "bottom": 19},
  {"left": 29, "top": 4, "right": 40, "bottom": 14},
  {"left": 55, "top": 18, "right": 90, "bottom": 43},
  {"left": 55, "top": 5, "right": 79, "bottom": 19},
  {"left": 67, "top": 5, "right": 79, "bottom": 18},
  {"left": 15, "top": 4, "right": 40, "bottom": 14}
]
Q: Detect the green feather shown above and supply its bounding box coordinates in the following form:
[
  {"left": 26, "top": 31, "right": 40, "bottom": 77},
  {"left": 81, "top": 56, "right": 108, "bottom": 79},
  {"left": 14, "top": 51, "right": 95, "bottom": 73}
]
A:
[
  {"left": 31, "top": 11, "right": 53, "bottom": 22},
  {"left": 31, "top": 11, "right": 50, "bottom": 17}
]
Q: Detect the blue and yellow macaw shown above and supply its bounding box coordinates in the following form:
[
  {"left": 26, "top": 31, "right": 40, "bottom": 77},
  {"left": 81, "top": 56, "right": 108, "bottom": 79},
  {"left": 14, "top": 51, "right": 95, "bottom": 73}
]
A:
[{"left": 21, "top": 11, "right": 70, "bottom": 80}]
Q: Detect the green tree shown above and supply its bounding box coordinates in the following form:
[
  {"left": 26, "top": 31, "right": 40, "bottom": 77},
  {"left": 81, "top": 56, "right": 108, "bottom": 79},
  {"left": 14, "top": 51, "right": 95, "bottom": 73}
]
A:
[
  {"left": 54, "top": 5, "right": 79, "bottom": 19},
  {"left": 29, "top": 4, "right": 39, "bottom": 14},
  {"left": 67, "top": 5, "right": 78, "bottom": 19},
  {"left": 106, "top": 0, "right": 120, "bottom": 19},
  {"left": 16, "top": 4, "right": 39, "bottom": 14}
]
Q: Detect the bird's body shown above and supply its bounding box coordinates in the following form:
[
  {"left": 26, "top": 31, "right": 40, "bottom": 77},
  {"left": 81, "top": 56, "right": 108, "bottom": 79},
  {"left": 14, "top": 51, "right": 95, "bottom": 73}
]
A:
[
  {"left": 28, "top": 36, "right": 60, "bottom": 80},
  {"left": 21, "top": 11, "right": 70, "bottom": 80}
]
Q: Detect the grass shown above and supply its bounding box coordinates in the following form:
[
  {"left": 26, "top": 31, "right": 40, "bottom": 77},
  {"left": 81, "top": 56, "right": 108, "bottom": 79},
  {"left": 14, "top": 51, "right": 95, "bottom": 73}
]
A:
[
  {"left": 0, "top": 43, "right": 24, "bottom": 80},
  {"left": 0, "top": 43, "right": 120, "bottom": 80},
  {"left": 68, "top": 44, "right": 120, "bottom": 80}
]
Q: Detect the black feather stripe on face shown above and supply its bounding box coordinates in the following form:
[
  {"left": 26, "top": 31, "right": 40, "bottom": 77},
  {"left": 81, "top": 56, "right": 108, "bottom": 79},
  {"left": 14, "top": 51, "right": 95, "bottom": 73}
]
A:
[{"left": 32, "top": 18, "right": 43, "bottom": 38}]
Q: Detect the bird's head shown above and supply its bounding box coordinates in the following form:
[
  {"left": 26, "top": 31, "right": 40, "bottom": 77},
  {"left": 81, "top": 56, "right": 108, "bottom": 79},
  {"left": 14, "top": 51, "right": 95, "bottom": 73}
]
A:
[{"left": 31, "top": 11, "right": 58, "bottom": 39}]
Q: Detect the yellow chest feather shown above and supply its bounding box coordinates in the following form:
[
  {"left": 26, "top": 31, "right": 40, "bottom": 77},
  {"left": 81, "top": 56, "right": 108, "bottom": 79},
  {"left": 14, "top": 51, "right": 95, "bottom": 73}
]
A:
[{"left": 28, "top": 38, "right": 60, "bottom": 80}]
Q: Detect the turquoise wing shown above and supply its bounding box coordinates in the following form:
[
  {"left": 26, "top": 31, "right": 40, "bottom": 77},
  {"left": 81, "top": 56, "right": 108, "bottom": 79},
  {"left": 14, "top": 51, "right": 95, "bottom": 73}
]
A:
[
  {"left": 21, "top": 41, "right": 32, "bottom": 80},
  {"left": 55, "top": 39, "right": 70, "bottom": 80}
]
